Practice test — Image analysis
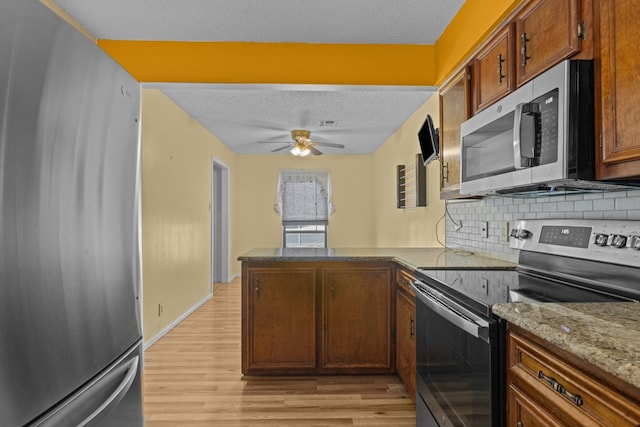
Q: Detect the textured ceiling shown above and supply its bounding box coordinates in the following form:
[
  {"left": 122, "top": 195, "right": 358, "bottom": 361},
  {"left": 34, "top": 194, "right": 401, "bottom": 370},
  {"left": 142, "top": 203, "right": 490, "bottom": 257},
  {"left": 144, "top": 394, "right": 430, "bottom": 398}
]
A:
[
  {"left": 54, "top": 0, "right": 464, "bottom": 154},
  {"left": 147, "top": 84, "right": 434, "bottom": 155}
]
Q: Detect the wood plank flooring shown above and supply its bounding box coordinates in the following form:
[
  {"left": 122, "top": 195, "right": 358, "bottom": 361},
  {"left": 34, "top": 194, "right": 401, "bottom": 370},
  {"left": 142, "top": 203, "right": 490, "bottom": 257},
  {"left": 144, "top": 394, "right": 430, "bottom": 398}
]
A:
[{"left": 143, "top": 279, "right": 416, "bottom": 426}]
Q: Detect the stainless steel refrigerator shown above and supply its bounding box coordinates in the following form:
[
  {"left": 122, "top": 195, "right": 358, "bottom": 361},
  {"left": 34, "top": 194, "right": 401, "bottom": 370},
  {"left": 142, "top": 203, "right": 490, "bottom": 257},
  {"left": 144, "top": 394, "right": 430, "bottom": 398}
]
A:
[{"left": 1, "top": 1, "right": 144, "bottom": 425}]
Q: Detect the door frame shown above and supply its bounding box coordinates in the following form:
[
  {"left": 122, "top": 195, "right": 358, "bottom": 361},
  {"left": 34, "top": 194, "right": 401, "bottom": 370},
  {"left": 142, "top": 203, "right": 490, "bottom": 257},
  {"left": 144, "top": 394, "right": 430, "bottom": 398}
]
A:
[{"left": 211, "top": 158, "right": 230, "bottom": 288}]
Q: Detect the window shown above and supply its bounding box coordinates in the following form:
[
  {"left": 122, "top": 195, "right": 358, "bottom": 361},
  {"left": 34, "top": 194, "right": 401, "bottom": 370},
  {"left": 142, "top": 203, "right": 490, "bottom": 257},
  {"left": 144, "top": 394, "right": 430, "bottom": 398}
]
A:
[{"left": 274, "top": 170, "right": 334, "bottom": 248}]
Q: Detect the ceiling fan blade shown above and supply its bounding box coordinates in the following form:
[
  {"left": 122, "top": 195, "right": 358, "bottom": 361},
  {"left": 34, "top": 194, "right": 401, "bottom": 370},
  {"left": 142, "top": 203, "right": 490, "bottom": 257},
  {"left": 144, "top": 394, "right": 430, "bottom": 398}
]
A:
[
  {"left": 309, "top": 146, "right": 323, "bottom": 156},
  {"left": 312, "top": 141, "right": 345, "bottom": 149},
  {"left": 271, "top": 145, "right": 291, "bottom": 152}
]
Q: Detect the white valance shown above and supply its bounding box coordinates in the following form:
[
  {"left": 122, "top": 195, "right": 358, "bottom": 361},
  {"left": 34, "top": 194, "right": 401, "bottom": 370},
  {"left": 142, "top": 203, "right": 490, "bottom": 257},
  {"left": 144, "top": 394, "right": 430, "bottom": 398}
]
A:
[{"left": 274, "top": 169, "right": 334, "bottom": 223}]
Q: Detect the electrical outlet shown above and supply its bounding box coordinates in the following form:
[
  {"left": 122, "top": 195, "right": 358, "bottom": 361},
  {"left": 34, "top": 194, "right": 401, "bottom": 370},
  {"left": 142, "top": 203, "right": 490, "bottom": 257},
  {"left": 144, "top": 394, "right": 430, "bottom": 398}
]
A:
[
  {"left": 481, "top": 221, "right": 489, "bottom": 238},
  {"left": 500, "top": 222, "right": 510, "bottom": 242},
  {"left": 158, "top": 303, "right": 164, "bottom": 317}
]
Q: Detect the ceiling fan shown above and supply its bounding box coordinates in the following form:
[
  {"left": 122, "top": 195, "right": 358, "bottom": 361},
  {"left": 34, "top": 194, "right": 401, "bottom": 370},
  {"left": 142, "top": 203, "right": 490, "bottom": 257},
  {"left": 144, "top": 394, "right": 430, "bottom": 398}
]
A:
[{"left": 261, "top": 130, "right": 346, "bottom": 156}]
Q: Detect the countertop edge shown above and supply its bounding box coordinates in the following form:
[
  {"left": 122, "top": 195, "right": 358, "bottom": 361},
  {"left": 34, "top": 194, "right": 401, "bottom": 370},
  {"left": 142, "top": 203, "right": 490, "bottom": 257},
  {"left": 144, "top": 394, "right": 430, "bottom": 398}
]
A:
[{"left": 493, "top": 302, "right": 640, "bottom": 391}]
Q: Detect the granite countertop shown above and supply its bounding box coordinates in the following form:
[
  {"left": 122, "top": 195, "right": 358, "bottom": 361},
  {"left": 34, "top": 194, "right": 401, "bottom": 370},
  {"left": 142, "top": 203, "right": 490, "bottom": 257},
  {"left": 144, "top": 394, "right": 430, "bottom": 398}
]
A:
[
  {"left": 238, "top": 247, "right": 516, "bottom": 270},
  {"left": 493, "top": 302, "right": 640, "bottom": 390}
]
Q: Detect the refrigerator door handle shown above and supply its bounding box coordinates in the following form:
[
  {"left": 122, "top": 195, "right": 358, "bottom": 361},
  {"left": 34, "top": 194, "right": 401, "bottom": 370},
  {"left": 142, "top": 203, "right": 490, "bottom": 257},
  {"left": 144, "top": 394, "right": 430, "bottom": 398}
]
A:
[
  {"left": 78, "top": 355, "right": 139, "bottom": 427},
  {"left": 32, "top": 353, "right": 140, "bottom": 427}
]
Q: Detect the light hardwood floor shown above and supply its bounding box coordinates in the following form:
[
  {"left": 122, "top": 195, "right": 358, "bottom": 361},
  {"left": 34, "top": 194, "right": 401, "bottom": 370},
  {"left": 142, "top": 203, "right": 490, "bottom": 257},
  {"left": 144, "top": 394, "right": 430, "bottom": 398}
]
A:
[{"left": 143, "top": 279, "right": 416, "bottom": 426}]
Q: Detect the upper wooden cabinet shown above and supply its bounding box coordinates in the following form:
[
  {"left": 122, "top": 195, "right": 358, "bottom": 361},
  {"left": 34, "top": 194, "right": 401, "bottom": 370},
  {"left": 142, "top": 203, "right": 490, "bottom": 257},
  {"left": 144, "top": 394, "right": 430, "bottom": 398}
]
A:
[
  {"left": 439, "top": 67, "right": 471, "bottom": 199},
  {"left": 469, "top": 0, "right": 586, "bottom": 114},
  {"left": 594, "top": 0, "right": 640, "bottom": 180},
  {"left": 514, "top": 0, "right": 583, "bottom": 86},
  {"left": 472, "top": 25, "right": 515, "bottom": 113}
]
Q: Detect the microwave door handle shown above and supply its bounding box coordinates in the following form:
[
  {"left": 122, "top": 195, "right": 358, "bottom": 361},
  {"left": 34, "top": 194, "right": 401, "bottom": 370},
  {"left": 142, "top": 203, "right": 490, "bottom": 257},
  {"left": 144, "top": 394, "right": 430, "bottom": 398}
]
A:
[
  {"left": 513, "top": 102, "right": 541, "bottom": 169},
  {"left": 513, "top": 103, "right": 526, "bottom": 169}
]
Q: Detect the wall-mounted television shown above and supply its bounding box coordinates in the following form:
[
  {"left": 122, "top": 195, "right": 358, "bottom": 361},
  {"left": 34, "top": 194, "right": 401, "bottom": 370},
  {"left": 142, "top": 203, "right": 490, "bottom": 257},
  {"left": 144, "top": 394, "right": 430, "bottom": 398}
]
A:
[{"left": 418, "top": 114, "right": 440, "bottom": 166}]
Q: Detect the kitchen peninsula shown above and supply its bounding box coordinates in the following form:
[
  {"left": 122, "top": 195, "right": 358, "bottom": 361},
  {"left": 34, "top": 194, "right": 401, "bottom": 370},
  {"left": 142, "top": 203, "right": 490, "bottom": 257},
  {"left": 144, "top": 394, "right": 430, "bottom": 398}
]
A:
[{"left": 238, "top": 247, "right": 514, "bottom": 378}]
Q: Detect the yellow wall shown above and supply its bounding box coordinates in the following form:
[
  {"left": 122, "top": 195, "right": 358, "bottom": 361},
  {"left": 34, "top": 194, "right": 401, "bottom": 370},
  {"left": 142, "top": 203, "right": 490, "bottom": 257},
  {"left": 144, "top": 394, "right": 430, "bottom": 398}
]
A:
[
  {"left": 78, "top": 1, "right": 519, "bottom": 343},
  {"left": 140, "top": 89, "right": 236, "bottom": 342},
  {"left": 234, "top": 154, "right": 375, "bottom": 256},
  {"left": 372, "top": 93, "right": 445, "bottom": 246}
]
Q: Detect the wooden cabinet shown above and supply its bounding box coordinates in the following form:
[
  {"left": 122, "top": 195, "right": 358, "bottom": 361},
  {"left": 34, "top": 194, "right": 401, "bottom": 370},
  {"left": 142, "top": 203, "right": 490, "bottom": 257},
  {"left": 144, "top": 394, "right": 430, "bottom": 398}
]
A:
[
  {"left": 439, "top": 67, "right": 471, "bottom": 200},
  {"left": 243, "top": 267, "right": 317, "bottom": 374},
  {"left": 507, "top": 325, "right": 640, "bottom": 426},
  {"left": 395, "top": 267, "right": 416, "bottom": 399},
  {"left": 468, "top": 0, "right": 585, "bottom": 114},
  {"left": 242, "top": 261, "right": 394, "bottom": 375},
  {"left": 472, "top": 25, "right": 515, "bottom": 113},
  {"left": 514, "top": 0, "right": 583, "bottom": 86},
  {"left": 321, "top": 266, "right": 393, "bottom": 372},
  {"left": 594, "top": 0, "right": 640, "bottom": 179}
]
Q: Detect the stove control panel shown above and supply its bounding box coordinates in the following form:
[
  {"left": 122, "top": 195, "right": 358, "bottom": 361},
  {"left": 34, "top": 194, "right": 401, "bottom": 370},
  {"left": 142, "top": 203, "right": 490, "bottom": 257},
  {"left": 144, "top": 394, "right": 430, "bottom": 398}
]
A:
[{"left": 510, "top": 220, "right": 640, "bottom": 266}]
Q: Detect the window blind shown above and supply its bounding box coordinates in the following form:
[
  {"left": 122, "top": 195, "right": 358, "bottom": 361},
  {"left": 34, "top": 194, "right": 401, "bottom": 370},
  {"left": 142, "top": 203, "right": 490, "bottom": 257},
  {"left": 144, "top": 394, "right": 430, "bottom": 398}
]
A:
[{"left": 274, "top": 169, "right": 333, "bottom": 224}]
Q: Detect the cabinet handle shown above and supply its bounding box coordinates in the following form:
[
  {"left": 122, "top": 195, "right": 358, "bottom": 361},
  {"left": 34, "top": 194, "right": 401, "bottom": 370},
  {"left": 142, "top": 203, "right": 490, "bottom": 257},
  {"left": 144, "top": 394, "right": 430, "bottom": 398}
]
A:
[
  {"left": 409, "top": 316, "right": 415, "bottom": 338},
  {"left": 538, "top": 370, "right": 584, "bottom": 406},
  {"left": 520, "top": 32, "right": 530, "bottom": 67},
  {"left": 331, "top": 283, "right": 335, "bottom": 298},
  {"left": 498, "top": 53, "right": 506, "bottom": 84},
  {"left": 255, "top": 279, "right": 260, "bottom": 298},
  {"left": 517, "top": 422, "right": 524, "bottom": 427}
]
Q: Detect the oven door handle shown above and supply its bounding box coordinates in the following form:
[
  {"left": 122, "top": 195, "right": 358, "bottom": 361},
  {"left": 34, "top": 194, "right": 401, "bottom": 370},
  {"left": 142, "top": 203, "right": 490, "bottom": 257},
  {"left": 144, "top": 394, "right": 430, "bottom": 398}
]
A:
[{"left": 412, "top": 282, "right": 490, "bottom": 343}]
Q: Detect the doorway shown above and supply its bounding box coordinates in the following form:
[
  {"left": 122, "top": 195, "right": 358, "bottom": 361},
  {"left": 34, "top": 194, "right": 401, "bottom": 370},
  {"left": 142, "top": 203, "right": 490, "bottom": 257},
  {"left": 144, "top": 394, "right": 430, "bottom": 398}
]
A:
[{"left": 211, "top": 158, "right": 230, "bottom": 290}]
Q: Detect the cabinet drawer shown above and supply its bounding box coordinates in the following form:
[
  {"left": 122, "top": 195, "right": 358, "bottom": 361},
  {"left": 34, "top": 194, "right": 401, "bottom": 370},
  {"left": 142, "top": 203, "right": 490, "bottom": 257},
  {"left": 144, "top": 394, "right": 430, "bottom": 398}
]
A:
[{"left": 509, "top": 332, "right": 640, "bottom": 426}]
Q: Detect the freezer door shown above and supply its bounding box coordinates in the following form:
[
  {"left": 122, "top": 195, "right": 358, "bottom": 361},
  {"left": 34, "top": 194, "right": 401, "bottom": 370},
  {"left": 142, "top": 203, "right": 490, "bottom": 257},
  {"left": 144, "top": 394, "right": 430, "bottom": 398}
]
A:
[
  {"left": 0, "top": 2, "right": 142, "bottom": 426},
  {"left": 30, "top": 341, "right": 144, "bottom": 427}
]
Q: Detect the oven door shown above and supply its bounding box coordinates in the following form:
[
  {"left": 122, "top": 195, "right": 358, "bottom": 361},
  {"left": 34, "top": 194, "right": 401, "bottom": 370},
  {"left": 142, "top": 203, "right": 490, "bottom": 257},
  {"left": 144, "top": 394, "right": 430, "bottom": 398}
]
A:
[{"left": 413, "top": 281, "right": 504, "bottom": 427}]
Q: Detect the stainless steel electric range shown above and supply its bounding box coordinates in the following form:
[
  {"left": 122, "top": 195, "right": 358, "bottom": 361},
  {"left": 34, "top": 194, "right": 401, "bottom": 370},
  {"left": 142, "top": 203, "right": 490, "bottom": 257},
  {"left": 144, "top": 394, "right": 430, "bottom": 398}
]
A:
[{"left": 412, "top": 219, "right": 640, "bottom": 427}]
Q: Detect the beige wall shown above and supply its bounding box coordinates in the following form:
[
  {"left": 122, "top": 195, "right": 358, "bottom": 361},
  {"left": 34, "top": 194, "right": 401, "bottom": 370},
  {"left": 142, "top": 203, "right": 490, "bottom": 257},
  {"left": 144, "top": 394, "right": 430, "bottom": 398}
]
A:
[
  {"left": 140, "top": 89, "right": 236, "bottom": 342},
  {"left": 372, "top": 93, "right": 445, "bottom": 247},
  {"left": 140, "top": 89, "right": 443, "bottom": 344},
  {"left": 234, "top": 154, "right": 376, "bottom": 258}
]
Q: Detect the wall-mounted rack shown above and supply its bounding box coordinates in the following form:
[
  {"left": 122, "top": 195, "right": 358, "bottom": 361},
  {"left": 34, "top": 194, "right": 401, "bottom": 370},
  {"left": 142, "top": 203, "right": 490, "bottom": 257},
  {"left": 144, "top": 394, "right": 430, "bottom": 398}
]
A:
[{"left": 397, "top": 154, "right": 427, "bottom": 208}]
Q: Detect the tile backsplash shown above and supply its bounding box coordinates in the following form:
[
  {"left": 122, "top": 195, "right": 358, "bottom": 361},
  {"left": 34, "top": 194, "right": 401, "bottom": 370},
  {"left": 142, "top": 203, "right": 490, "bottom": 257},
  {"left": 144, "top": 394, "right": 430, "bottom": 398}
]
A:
[{"left": 444, "top": 189, "right": 640, "bottom": 263}]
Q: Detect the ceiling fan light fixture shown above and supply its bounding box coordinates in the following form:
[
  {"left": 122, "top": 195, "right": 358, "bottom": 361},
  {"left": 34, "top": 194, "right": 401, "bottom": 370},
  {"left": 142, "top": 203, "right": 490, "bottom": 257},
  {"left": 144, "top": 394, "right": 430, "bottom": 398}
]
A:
[{"left": 290, "top": 142, "right": 310, "bottom": 157}]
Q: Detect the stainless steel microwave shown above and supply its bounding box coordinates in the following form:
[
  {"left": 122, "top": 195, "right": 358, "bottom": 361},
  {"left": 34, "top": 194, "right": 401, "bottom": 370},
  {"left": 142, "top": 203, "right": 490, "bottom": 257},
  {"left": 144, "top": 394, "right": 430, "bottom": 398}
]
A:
[{"left": 459, "top": 60, "right": 633, "bottom": 196}]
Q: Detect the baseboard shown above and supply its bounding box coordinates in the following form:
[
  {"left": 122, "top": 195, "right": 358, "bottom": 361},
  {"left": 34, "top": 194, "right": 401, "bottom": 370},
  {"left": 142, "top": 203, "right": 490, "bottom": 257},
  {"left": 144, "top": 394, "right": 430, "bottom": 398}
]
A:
[
  {"left": 143, "top": 292, "right": 213, "bottom": 350},
  {"left": 228, "top": 272, "right": 241, "bottom": 282}
]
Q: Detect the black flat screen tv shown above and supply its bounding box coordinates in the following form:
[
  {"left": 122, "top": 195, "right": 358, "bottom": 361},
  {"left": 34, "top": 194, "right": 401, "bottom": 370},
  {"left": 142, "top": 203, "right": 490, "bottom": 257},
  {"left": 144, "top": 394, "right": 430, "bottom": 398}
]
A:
[{"left": 418, "top": 114, "right": 440, "bottom": 165}]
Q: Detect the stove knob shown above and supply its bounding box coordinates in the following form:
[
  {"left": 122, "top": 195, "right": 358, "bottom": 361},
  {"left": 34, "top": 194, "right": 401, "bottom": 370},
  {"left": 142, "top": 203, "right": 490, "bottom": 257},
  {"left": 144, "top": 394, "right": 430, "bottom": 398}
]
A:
[
  {"left": 612, "top": 234, "right": 628, "bottom": 248},
  {"left": 631, "top": 235, "right": 640, "bottom": 250},
  {"left": 510, "top": 228, "right": 532, "bottom": 240},
  {"left": 594, "top": 233, "right": 609, "bottom": 246}
]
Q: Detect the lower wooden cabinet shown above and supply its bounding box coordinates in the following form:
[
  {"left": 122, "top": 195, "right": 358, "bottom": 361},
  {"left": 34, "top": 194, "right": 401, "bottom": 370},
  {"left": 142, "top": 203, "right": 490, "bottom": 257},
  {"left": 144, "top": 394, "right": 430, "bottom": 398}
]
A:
[
  {"left": 507, "top": 325, "right": 640, "bottom": 426},
  {"left": 242, "top": 261, "right": 394, "bottom": 375},
  {"left": 242, "top": 267, "right": 317, "bottom": 373},
  {"left": 396, "top": 287, "right": 416, "bottom": 399},
  {"left": 321, "top": 267, "right": 392, "bottom": 372}
]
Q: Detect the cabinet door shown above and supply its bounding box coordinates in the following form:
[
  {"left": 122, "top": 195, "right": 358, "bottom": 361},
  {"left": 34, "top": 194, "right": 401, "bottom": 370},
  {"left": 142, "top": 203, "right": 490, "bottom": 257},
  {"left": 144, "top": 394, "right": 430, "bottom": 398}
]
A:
[
  {"left": 439, "top": 67, "right": 471, "bottom": 199},
  {"left": 515, "top": 0, "right": 582, "bottom": 86},
  {"left": 595, "top": 0, "right": 640, "bottom": 179},
  {"left": 321, "top": 267, "right": 392, "bottom": 371},
  {"left": 473, "top": 24, "right": 515, "bottom": 113},
  {"left": 396, "top": 289, "right": 416, "bottom": 399},
  {"left": 244, "top": 268, "right": 316, "bottom": 373}
]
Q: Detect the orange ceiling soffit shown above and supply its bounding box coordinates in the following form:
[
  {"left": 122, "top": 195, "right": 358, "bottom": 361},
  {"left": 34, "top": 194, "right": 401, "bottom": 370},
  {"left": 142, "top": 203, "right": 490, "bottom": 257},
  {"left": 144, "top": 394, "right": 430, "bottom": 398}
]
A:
[
  {"left": 435, "top": 0, "right": 521, "bottom": 84},
  {"left": 97, "top": 41, "right": 436, "bottom": 86}
]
